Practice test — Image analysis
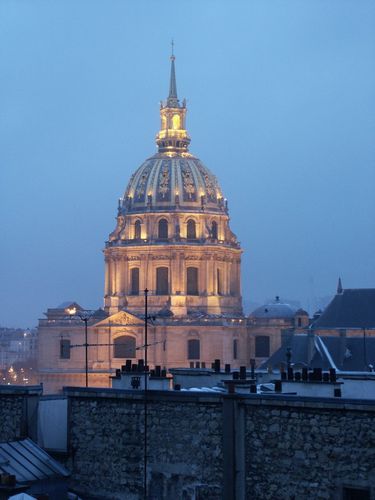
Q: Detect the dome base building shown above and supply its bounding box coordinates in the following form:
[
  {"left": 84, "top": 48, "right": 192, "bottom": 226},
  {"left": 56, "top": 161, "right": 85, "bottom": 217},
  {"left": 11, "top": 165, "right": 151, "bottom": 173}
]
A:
[{"left": 37, "top": 54, "right": 249, "bottom": 394}]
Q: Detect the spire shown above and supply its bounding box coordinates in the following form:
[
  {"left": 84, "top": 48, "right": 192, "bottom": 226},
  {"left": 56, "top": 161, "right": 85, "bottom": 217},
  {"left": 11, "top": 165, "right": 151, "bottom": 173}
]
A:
[
  {"left": 337, "top": 277, "right": 343, "bottom": 294},
  {"left": 167, "top": 40, "right": 179, "bottom": 107},
  {"left": 156, "top": 45, "right": 190, "bottom": 155}
]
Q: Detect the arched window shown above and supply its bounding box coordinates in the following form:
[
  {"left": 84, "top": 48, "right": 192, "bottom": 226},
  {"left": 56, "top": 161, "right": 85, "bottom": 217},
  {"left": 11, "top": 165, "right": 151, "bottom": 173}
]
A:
[
  {"left": 187, "top": 267, "right": 199, "bottom": 295},
  {"left": 211, "top": 221, "right": 218, "bottom": 240},
  {"left": 158, "top": 219, "right": 168, "bottom": 239},
  {"left": 114, "top": 335, "right": 136, "bottom": 358},
  {"left": 187, "top": 219, "right": 196, "bottom": 239},
  {"left": 188, "top": 339, "right": 200, "bottom": 360},
  {"left": 172, "top": 114, "right": 180, "bottom": 130},
  {"left": 156, "top": 267, "right": 169, "bottom": 295},
  {"left": 233, "top": 339, "right": 238, "bottom": 360},
  {"left": 255, "top": 336, "right": 270, "bottom": 357},
  {"left": 217, "top": 269, "right": 222, "bottom": 295},
  {"left": 134, "top": 220, "right": 141, "bottom": 239},
  {"left": 130, "top": 268, "right": 139, "bottom": 295}
]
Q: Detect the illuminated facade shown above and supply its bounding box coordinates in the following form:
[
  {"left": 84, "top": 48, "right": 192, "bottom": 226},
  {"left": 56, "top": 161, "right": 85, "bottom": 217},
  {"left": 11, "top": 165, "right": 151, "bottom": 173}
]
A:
[
  {"left": 104, "top": 53, "right": 242, "bottom": 317},
  {"left": 38, "top": 55, "right": 248, "bottom": 393}
]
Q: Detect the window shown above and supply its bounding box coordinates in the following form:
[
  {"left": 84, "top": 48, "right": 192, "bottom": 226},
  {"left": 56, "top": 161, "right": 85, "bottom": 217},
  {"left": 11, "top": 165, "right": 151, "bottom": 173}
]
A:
[
  {"left": 158, "top": 219, "right": 168, "bottom": 239},
  {"left": 211, "top": 221, "right": 218, "bottom": 239},
  {"left": 187, "top": 267, "right": 199, "bottom": 295},
  {"left": 172, "top": 114, "right": 180, "bottom": 129},
  {"left": 233, "top": 339, "right": 238, "bottom": 360},
  {"left": 134, "top": 220, "right": 141, "bottom": 239},
  {"left": 114, "top": 335, "right": 136, "bottom": 358},
  {"left": 130, "top": 268, "right": 139, "bottom": 295},
  {"left": 188, "top": 339, "right": 200, "bottom": 360},
  {"left": 187, "top": 219, "right": 196, "bottom": 239},
  {"left": 156, "top": 267, "right": 169, "bottom": 295},
  {"left": 60, "top": 339, "right": 70, "bottom": 359},
  {"left": 255, "top": 336, "right": 270, "bottom": 357},
  {"left": 217, "top": 269, "right": 222, "bottom": 295},
  {"left": 343, "top": 486, "right": 370, "bottom": 500},
  {"left": 297, "top": 317, "right": 302, "bottom": 327},
  {"left": 230, "top": 267, "right": 237, "bottom": 296}
]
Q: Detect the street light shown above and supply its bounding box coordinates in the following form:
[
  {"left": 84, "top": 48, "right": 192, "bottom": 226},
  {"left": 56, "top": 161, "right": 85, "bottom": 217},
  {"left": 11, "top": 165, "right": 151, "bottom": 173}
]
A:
[{"left": 65, "top": 307, "right": 92, "bottom": 387}]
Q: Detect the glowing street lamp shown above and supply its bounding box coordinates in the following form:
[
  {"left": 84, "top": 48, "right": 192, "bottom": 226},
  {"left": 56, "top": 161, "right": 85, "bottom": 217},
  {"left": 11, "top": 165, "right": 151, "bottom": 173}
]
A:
[{"left": 65, "top": 307, "right": 92, "bottom": 387}]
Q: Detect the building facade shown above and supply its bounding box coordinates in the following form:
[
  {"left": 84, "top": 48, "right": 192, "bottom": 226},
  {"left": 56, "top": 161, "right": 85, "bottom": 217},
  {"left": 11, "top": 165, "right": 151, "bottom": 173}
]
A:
[{"left": 38, "top": 55, "right": 249, "bottom": 393}]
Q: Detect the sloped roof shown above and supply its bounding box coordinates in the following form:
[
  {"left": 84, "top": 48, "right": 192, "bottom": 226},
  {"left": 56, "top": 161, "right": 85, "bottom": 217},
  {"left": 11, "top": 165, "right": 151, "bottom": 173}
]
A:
[
  {"left": 322, "top": 336, "right": 375, "bottom": 371},
  {"left": 0, "top": 438, "right": 69, "bottom": 485},
  {"left": 259, "top": 334, "right": 332, "bottom": 371},
  {"left": 312, "top": 289, "right": 375, "bottom": 329},
  {"left": 260, "top": 334, "right": 375, "bottom": 372}
]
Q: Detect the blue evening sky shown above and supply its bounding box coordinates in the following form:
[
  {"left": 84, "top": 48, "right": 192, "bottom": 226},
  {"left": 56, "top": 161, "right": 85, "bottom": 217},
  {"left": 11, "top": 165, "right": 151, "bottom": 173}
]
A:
[{"left": 1, "top": 0, "right": 374, "bottom": 327}]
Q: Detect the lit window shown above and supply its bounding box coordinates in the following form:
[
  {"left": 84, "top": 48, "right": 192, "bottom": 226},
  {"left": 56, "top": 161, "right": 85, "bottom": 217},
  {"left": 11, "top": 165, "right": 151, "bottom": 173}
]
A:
[
  {"left": 114, "top": 336, "right": 136, "bottom": 358},
  {"left": 172, "top": 114, "right": 180, "bottom": 129},
  {"left": 134, "top": 220, "right": 141, "bottom": 239}
]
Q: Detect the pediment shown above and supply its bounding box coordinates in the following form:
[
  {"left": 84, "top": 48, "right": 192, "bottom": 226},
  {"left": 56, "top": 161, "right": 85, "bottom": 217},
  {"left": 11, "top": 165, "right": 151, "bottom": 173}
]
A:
[{"left": 93, "top": 310, "right": 144, "bottom": 328}]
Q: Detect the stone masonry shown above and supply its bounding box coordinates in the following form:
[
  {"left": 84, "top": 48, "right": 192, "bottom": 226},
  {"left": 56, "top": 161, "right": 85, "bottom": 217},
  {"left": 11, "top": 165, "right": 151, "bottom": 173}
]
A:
[
  {"left": 64, "top": 388, "right": 375, "bottom": 500},
  {"left": 0, "top": 386, "right": 42, "bottom": 442}
]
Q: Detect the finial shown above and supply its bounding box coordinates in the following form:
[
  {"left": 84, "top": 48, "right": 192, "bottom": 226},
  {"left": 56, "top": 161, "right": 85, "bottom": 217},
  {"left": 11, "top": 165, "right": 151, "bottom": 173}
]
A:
[
  {"left": 171, "top": 39, "right": 175, "bottom": 60},
  {"left": 337, "top": 277, "right": 343, "bottom": 294},
  {"left": 167, "top": 42, "right": 178, "bottom": 103}
]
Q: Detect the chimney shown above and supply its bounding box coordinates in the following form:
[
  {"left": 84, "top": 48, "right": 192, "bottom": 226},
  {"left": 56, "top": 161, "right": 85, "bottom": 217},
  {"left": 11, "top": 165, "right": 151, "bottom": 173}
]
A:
[{"left": 214, "top": 359, "right": 221, "bottom": 373}]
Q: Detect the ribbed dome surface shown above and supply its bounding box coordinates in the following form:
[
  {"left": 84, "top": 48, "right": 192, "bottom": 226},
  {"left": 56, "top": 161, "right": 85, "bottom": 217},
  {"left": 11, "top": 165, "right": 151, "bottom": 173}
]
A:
[{"left": 123, "top": 154, "right": 225, "bottom": 214}]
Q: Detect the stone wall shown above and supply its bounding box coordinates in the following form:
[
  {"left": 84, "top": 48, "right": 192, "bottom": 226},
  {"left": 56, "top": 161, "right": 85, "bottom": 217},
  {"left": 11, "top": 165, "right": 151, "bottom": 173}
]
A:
[
  {"left": 0, "top": 386, "right": 42, "bottom": 441},
  {"left": 244, "top": 398, "right": 375, "bottom": 500},
  {"left": 63, "top": 389, "right": 375, "bottom": 500},
  {"left": 66, "top": 388, "right": 223, "bottom": 500}
]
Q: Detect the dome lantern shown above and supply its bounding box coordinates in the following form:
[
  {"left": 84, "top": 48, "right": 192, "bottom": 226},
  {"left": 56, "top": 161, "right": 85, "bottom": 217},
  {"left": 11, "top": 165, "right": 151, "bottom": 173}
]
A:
[{"left": 156, "top": 52, "right": 191, "bottom": 155}]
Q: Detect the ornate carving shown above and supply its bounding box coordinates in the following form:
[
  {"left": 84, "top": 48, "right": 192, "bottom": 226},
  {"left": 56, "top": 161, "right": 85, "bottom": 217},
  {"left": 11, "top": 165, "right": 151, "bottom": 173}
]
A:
[
  {"left": 126, "top": 256, "right": 141, "bottom": 261},
  {"left": 109, "top": 216, "right": 126, "bottom": 242},
  {"left": 158, "top": 165, "right": 170, "bottom": 198},
  {"left": 151, "top": 255, "right": 172, "bottom": 260},
  {"left": 185, "top": 255, "right": 204, "bottom": 261},
  {"left": 181, "top": 162, "right": 196, "bottom": 200}
]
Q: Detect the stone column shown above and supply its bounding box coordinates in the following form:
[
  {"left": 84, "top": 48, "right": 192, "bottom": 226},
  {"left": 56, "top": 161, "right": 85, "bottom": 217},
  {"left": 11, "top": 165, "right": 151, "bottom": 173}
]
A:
[{"left": 104, "top": 258, "right": 110, "bottom": 296}]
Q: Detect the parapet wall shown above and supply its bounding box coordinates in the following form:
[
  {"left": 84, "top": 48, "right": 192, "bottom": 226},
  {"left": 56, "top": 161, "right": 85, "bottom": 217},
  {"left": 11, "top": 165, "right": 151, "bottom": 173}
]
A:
[
  {"left": 244, "top": 398, "right": 375, "bottom": 499},
  {"left": 64, "top": 388, "right": 375, "bottom": 500},
  {"left": 0, "top": 386, "right": 42, "bottom": 442}
]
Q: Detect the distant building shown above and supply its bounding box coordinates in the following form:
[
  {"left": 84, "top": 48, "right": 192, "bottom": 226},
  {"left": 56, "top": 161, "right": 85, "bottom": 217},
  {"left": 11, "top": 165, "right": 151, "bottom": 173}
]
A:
[
  {"left": 311, "top": 278, "right": 375, "bottom": 337},
  {"left": 248, "top": 296, "right": 309, "bottom": 365},
  {"left": 0, "top": 328, "right": 37, "bottom": 369},
  {"left": 261, "top": 280, "right": 375, "bottom": 373}
]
